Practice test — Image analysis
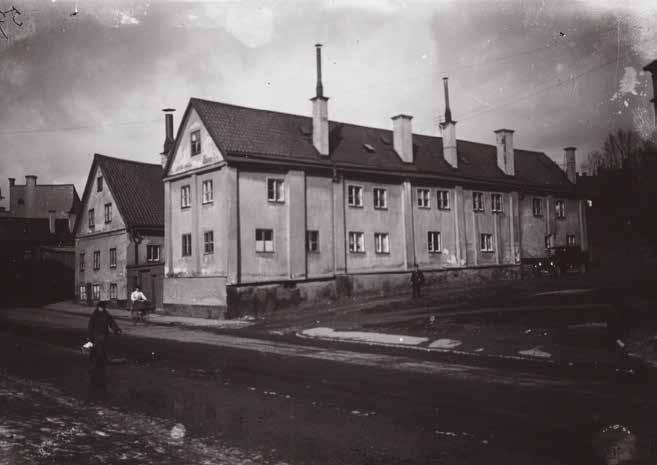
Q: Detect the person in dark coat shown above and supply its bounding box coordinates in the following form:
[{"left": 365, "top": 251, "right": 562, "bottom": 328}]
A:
[
  {"left": 87, "top": 301, "right": 122, "bottom": 392},
  {"left": 410, "top": 264, "right": 425, "bottom": 299}
]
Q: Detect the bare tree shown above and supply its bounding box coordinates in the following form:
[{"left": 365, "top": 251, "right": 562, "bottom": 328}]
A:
[{"left": 584, "top": 129, "right": 643, "bottom": 174}]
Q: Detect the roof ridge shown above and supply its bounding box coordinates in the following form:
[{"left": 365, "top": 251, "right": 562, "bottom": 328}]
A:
[{"left": 94, "top": 153, "right": 161, "bottom": 168}]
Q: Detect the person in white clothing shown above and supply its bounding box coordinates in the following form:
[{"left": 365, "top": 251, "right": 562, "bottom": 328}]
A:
[{"left": 130, "top": 286, "right": 148, "bottom": 323}]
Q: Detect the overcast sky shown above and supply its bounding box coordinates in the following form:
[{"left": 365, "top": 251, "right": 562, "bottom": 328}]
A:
[{"left": 1, "top": 0, "right": 656, "bottom": 207}]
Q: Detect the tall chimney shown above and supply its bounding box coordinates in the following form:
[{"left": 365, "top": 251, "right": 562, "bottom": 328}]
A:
[
  {"left": 564, "top": 147, "right": 577, "bottom": 184},
  {"left": 439, "top": 77, "right": 457, "bottom": 168},
  {"left": 161, "top": 108, "right": 175, "bottom": 168},
  {"left": 25, "top": 175, "right": 37, "bottom": 187},
  {"left": 8, "top": 178, "right": 15, "bottom": 187},
  {"left": 643, "top": 60, "right": 657, "bottom": 128},
  {"left": 494, "top": 129, "right": 515, "bottom": 176},
  {"left": 48, "top": 209, "right": 56, "bottom": 235},
  {"left": 310, "top": 44, "right": 329, "bottom": 156},
  {"left": 391, "top": 114, "right": 414, "bottom": 163}
]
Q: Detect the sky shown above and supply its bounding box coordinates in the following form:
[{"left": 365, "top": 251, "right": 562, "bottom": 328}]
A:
[{"left": 1, "top": 0, "right": 656, "bottom": 208}]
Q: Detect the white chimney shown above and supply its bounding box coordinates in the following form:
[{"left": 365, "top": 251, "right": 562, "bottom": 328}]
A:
[
  {"left": 564, "top": 147, "right": 577, "bottom": 184},
  {"left": 391, "top": 114, "right": 413, "bottom": 163},
  {"left": 494, "top": 129, "right": 515, "bottom": 176},
  {"left": 26, "top": 175, "right": 37, "bottom": 187},
  {"left": 439, "top": 77, "right": 457, "bottom": 168},
  {"left": 48, "top": 209, "right": 56, "bottom": 235},
  {"left": 311, "top": 44, "right": 329, "bottom": 156}
]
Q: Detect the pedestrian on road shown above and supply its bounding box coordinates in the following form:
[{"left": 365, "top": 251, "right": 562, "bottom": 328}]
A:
[
  {"left": 130, "top": 286, "right": 148, "bottom": 324},
  {"left": 410, "top": 264, "right": 425, "bottom": 299},
  {"left": 87, "top": 301, "right": 122, "bottom": 394}
]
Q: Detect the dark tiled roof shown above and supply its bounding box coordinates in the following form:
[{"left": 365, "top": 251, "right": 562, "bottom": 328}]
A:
[
  {"left": 0, "top": 217, "right": 73, "bottom": 243},
  {"left": 188, "top": 98, "right": 573, "bottom": 192},
  {"left": 10, "top": 184, "right": 80, "bottom": 219}
]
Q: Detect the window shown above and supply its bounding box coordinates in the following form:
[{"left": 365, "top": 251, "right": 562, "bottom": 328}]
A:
[
  {"left": 79, "top": 253, "right": 85, "bottom": 271},
  {"left": 109, "top": 283, "right": 117, "bottom": 300},
  {"left": 417, "top": 189, "right": 430, "bottom": 208},
  {"left": 204, "top": 231, "right": 214, "bottom": 254},
  {"left": 79, "top": 286, "right": 87, "bottom": 301},
  {"left": 480, "top": 233, "right": 494, "bottom": 252},
  {"left": 181, "top": 185, "right": 191, "bottom": 208},
  {"left": 545, "top": 234, "right": 554, "bottom": 249},
  {"left": 109, "top": 248, "right": 117, "bottom": 268},
  {"left": 347, "top": 185, "right": 363, "bottom": 207},
  {"left": 147, "top": 245, "right": 160, "bottom": 262},
  {"left": 92, "top": 284, "right": 101, "bottom": 301},
  {"left": 93, "top": 251, "right": 100, "bottom": 270},
  {"left": 491, "top": 194, "right": 503, "bottom": 213},
  {"left": 182, "top": 234, "right": 192, "bottom": 256},
  {"left": 555, "top": 200, "right": 565, "bottom": 219},
  {"left": 348, "top": 231, "right": 365, "bottom": 253},
  {"left": 255, "top": 229, "right": 274, "bottom": 253},
  {"left": 88, "top": 209, "right": 95, "bottom": 231},
  {"left": 191, "top": 130, "right": 201, "bottom": 155},
  {"left": 437, "top": 190, "right": 450, "bottom": 210},
  {"left": 373, "top": 188, "right": 387, "bottom": 209},
  {"left": 267, "top": 178, "right": 285, "bottom": 203},
  {"left": 374, "top": 233, "right": 390, "bottom": 254},
  {"left": 202, "top": 180, "right": 213, "bottom": 204},
  {"left": 567, "top": 234, "right": 577, "bottom": 246},
  {"left": 104, "top": 203, "right": 112, "bottom": 223},
  {"left": 97, "top": 176, "right": 103, "bottom": 192},
  {"left": 532, "top": 198, "right": 543, "bottom": 217},
  {"left": 473, "top": 192, "right": 484, "bottom": 212},
  {"left": 306, "top": 230, "right": 319, "bottom": 253},
  {"left": 428, "top": 231, "right": 442, "bottom": 253}
]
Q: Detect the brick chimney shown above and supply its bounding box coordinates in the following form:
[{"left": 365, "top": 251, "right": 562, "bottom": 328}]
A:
[
  {"left": 391, "top": 114, "right": 414, "bottom": 163},
  {"left": 311, "top": 44, "right": 329, "bottom": 156},
  {"left": 643, "top": 60, "right": 657, "bottom": 127},
  {"left": 494, "top": 129, "right": 515, "bottom": 176},
  {"left": 161, "top": 108, "right": 175, "bottom": 168},
  {"left": 439, "top": 77, "right": 457, "bottom": 168},
  {"left": 48, "top": 210, "right": 56, "bottom": 235},
  {"left": 564, "top": 147, "right": 577, "bottom": 184}
]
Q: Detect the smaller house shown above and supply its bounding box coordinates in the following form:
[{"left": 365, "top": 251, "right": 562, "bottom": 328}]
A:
[{"left": 74, "top": 154, "right": 164, "bottom": 308}]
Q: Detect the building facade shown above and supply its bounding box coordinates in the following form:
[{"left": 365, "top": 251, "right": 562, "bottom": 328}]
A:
[{"left": 162, "top": 45, "right": 588, "bottom": 318}]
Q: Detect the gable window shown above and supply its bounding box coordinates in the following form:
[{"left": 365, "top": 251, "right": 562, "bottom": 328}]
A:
[
  {"left": 532, "top": 198, "right": 543, "bottom": 217},
  {"left": 202, "top": 180, "right": 214, "bottom": 204},
  {"left": 79, "top": 286, "right": 87, "bottom": 301},
  {"left": 437, "top": 190, "right": 450, "bottom": 210},
  {"left": 181, "top": 185, "right": 191, "bottom": 209},
  {"left": 567, "top": 234, "right": 576, "bottom": 246},
  {"left": 555, "top": 200, "right": 566, "bottom": 219},
  {"left": 109, "top": 283, "right": 117, "bottom": 300},
  {"left": 417, "top": 189, "right": 430, "bottom": 208},
  {"left": 480, "top": 233, "right": 494, "bottom": 252},
  {"left": 88, "top": 209, "right": 95, "bottom": 231},
  {"left": 109, "top": 248, "right": 117, "bottom": 268},
  {"left": 255, "top": 229, "right": 274, "bottom": 253},
  {"left": 182, "top": 234, "right": 192, "bottom": 256},
  {"left": 348, "top": 231, "right": 365, "bottom": 253},
  {"left": 491, "top": 194, "right": 503, "bottom": 213},
  {"left": 306, "top": 230, "right": 319, "bottom": 253},
  {"left": 191, "top": 130, "right": 201, "bottom": 155},
  {"left": 545, "top": 234, "right": 554, "bottom": 249},
  {"left": 92, "top": 284, "right": 101, "bottom": 301},
  {"left": 147, "top": 245, "right": 160, "bottom": 262},
  {"left": 428, "top": 231, "right": 442, "bottom": 253},
  {"left": 267, "top": 178, "right": 285, "bottom": 203},
  {"left": 93, "top": 250, "right": 100, "bottom": 270},
  {"left": 374, "top": 232, "right": 389, "bottom": 254},
  {"left": 204, "top": 231, "right": 214, "bottom": 254},
  {"left": 79, "top": 253, "right": 85, "bottom": 271},
  {"left": 473, "top": 192, "right": 484, "bottom": 212},
  {"left": 104, "top": 203, "right": 112, "bottom": 223},
  {"left": 373, "top": 188, "right": 387, "bottom": 209},
  {"left": 347, "top": 185, "right": 363, "bottom": 207},
  {"left": 97, "top": 176, "right": 103, "bottom": 192}
]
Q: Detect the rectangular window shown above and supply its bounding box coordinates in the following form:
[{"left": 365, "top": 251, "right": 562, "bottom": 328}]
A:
[
  {"left": 79, "top": 286, "right": 87, "bottom": 301},
  {"left": 347, "top": 185, "right": 363, "bottom": 207},
  {"left": 555, "top": 200, "right": 565, "bottom": 219},
  {"left": 97, "top": 176, "right": 103, "bottom": 192},
  {"left": 104, "top": 203, "right": 112, "bottom": 223},
  {"left": 88, "top": 209, "right": 95, "bottom": 231},
  {"left": 267, "top": 178, "right": 285, "bottom": 203},
  {"left": 202, "top": 180, "right": 213, "bottom": 204},
  {"left": 191, "top": 130, "right": 201, "bottom": 155},
  {"left": 437, "top": 190, "right": 450, "bottom": 210},
  {"left": 181, "top": 185, "right": 191, "bottom": 208},
  {"left": 374, "top": 233, "right": 389, "bottom": 254},
  {"left": 567, "top": 234, "right": 576, "bottom": 246},
  {"left": 428, "top": 231, "right": 442, "bottom": 253},
  {"left": 147, "top": 245, "right": 160, "bottom": 262},
  {"left": 348, "top": 231, "right": 365, "bottom": 253},
  {"left": 545, "top": 234, "right": 554, "bottom": 249},
  {"left": 109, "top": 283, "right": 117, "bottom": 300},
  {"left": 93, "top": 251, "right": 100, "bottom": 270},
  {"left": 255, "top": 229, "right": 274, "bottom": 253},
  {"left": 417, "top": 189, "right": 430, "bottom": 208},
  {"left": 204, "top": 231, "right": 214, "bottom": 254},
  {"left": 182, "top": 234, "right": 192, "bottom": 257},
  {"left": 532, "top": 198, "right": 543, "bottom": 217},
  {"left": 491, "top": 194, "right": 503, "bottom": 213},
  {"left": 373, "top": 188, "right": 387, "bottom": 209},
  {"left": 79, "top": 253, "right": 85, "bottom": 271},
  {"left": 92, "top": 284, "right": 100, "bottom": 301},
  {"left": 109, "top": 248, "right": 117, "bottom": 268},
  {"left": 480, "top": 233, "right": 493, "bottom": 252},
  {"left": 473, "top": 192, "right": 484, "bottom": 212},
  {"left": 306, "top": 230, "right": 319, "bottom": 253}
]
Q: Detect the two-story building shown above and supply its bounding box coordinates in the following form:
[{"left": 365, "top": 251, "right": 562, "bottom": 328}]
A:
[{"left": 161, "top": 44, "right": 588, "bottom": 318}]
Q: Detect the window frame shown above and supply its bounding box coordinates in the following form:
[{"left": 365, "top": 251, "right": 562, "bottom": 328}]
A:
[
  {"left": 373, "top": 188, "right": 388, "bottom": 210},
  {"left": 480, "top": 233, "right": 494, "bottom": 252},
  {"left": 93, "top": 250, "right": 100, "bottom": 270},
  {"left": 190, "top": 129, "right": 201, "bottom": 156},
  {"left": 473, "top": 192, "right": 484, "bottom": 212},
  {"left": 79, "top": 286, "right": 87, "bottom": 301},
  {"left": 428, "top": 231, "right": 442, "bottom": 253},
  {"left": 97, "top": 176, "right": 103, "bottom": 192},
  {"left": 202, "top": 180, "right": 214, "bottom": 204},
  {"left": 204, "top": 230, "right": 214, "bottom": 254},
  {"left": 182, "top": 233, "right": 192, "bottom": 257},
  {"left": 306, "top": 230, "right": 319, "bottom": 253},
  {"left": 417, "top": 188, "right": 430, "bottom": 209},
  {"left": 181, "top": 185, "right": 191, "bottom": 209},
  {"left": 79, "top": 253, "right": 85, "bottom": 271},
  {"left": 567, "top": 234, "right": 577, "bottom": 246},
  {"left": 255, "top": 229, "right": 274, "bottom": 253},
  {"left": 109, "top": 283, "right": 117, "bottom": 300},
  {"left": 109, "top": 247, "right": 117, "bottom": 268},
  {"left": 544, "top": 234, "right": 554, "bottom": 249},
  {"left": 104, "top": 203, "right": 112, "bottom": 223},
  {"left": 348, "top": 231, "right": 365, "bottom": 253},
  {"left": 491, "top": 193, "right": 503, "bottom": 213},
  {"left": 374, "top": 232, "right": 390, "bottom": 254},
  {"left": 147, "top": 245, "right": 160, "bottom": 262},
  {"left": 347, "top": 185, "right": 364, "bottom": 208},
  {"left": 532, "top": 197, "right": 543, "bottom": 217},
  {"left": 437, "top": 190, "right": 450, "bottom": 210},
  {"left": 88, "top": 209, "right": 95, "bottom": 231},
  {"left": 555, "top": 199, "right": 566, "bottom": 219},
  {"left": 267, "top": 178, "right": 285, "bottom": 203},
  {"left": 92, "top": 284, "right": 101, "bottom": 301}
]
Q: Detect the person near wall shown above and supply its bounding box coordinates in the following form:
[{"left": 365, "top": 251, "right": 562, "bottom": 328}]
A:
[
  {"left": 87, "top": 301, "right": 122, "bottom": 395},
  {"left": 410, "top": 264, "right": 425, "bottom": 299},
  {"left": 130, "top": 286, "right": 148, "bottom": 324}
]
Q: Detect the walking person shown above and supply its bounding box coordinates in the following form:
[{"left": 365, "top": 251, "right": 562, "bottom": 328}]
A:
[
  {"left": 130, "top": 286, "right": 148, "bottom": 324},
  {"left": 87, "top": 301, "right": 122, "bottom": 397},
  {"left": 410, "top": 264, "right": 425, "bottom": 299}
]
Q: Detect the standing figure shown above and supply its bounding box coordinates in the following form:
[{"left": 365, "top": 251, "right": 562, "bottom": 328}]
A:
[
  {"left": 410, "top": 264, "right": 425, "bottom": 299},
  {"left": 87, "top": 301, "right": 122, "bottom": 393},
  {"left": 130, "top": 286, "right": 148, "bottom": 323}
]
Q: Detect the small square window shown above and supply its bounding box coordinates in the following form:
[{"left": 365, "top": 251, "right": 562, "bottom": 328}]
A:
[
  {"left": 181, "top": 185, "right": 191, "bottom": 208},
  {"left": 437, "top": 190, "right": 450, "bottom": 210},
  {"left": 473, "top": 192, "right": 484, "bottom": 212},
  {"left": 373, "top": 188, "right": 387, "bottom": 209},
  {"left": 374, "top": 233, "right": 389, "bottom": 254},
  {"left": 97, "top": 176, "right": 103, "bottom": 192},
  {"left": 182, "top": 234, "right": 192, "bottom": 256},
  {"left": 417, "top": 189, "right": 430, "bottom": 208},
  {"left": 348, "top": 185, "right": 363, "bottom": 207},
  {"left": 428, "top": 231, "right": 442, "bottom": 253},
  {"left": 204, "top": 231, "right": 214, "bottom": 254},
  {"left": 555, "top": 200, "right": 565, "bottom": 219},
  {"left": 109, "top": 248, "right": 117, "bottom": 268},
  {"left": 480, "top": 233, "right": 493, "bottom": 252},
  {"left": 532, "top": 198, "right": 543, "bottom": 217},
  {"left": 307, "top": 230, "right": 319, "bottom": 253},
  {"left": 348, "top": 231, "right": 365, "bottom": 253},
  {"left": 267, "top": 179, "right": 285, "bottom": 203},
  {"left": 256, "top": 229, "right": 274, "bottom": 253},
  {"left": 202, "top": 180, "right": 214, "bottom": 204},
  {"left": 491, "top": 194, "right": 503, "bottom": 213},
  {"left": 104, "top": 203, "right": 112, "bottom": 223},
  {"left": 147, "top": 245, "right": 160, "bottom": 262},
  {"left": 191, "top": 130, "right": 201, "bottom": 155}
]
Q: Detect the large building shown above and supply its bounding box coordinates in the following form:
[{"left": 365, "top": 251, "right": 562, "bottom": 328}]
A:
[
  {"left": 161, "top": 45, "right": 588, "bottom": 318},
  {"left": 74, "top": 154, "right": 164, "bottom": 308}
]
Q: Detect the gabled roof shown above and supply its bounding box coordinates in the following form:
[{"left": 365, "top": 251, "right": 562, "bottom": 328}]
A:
[
  {"left": 77, "top": 154, "right": 163, "bottom": 234},
  {"left": 168, "top": 98, "right": 573, "bottom": 193},
  {"left": 9, "top": 183, "right": 80, "bottom": 219}
]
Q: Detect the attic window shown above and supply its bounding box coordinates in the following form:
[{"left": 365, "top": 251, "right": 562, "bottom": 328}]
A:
[
  {"left": 298, "top": 125, "right": 312, "bottom": 136},
  {"left": 379, "top": 135, "right": 392, "bottom": 146},
  {"left": 363, "top": 143, "right": 376, "bottom": 153}
]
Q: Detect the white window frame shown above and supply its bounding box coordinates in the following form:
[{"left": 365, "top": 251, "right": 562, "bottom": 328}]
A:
[
  {"left": 437, "top": 190, "right": 450, "bottom": 210},
  {"left": 555, "top": 199, "right": 566, "bottom": 219},
  {"left": 373, "top": 188, "right": 387, "bottom": 210},
  {"left": 267, "top": 178, "right": 285, "bottom": 203},
  {"left": 532, "top": 197, "right": 543, "bottom": 217},
  {"left": 88, "top": 209, "right": 95, "bottom": 231},
  {"left": 480, "top": 233, "right": 494, "bottom": 252},
  {"left": 306, "top": 230, "right": 319, "bottom": 253},
  {"left": 491, "top": 193, "right": 503, "bottom": 213},
  {"left": 202, "top": 180, "right": 214, "bottom": 204},
  {"left": 109, "top": 283, "right": 117, "bottom": 300},
  {"left": 191, "top": 129, "right": 201, "bottom": 155},
  {"left": 79, "top": 286, "right": 87, "bottom": 301},
  {"left": 544, "top": 234, "right": 554, "bottom": 249},
  {"left": 92, "top": 284, "right": 101, "bottom": 301},
  {"left": 109, "top": 248, "right": 117, "bottom": 268},
  {"left": 147, "top": 245, "right": 160, "bottom": 262},
  {"left": 182, "top": 233, "right": 192, "bottom": 257},
  {"left": 473, "top": 192, "right": 484, "bottom": 212},
  {"left": 417, "top": 189, "right": 430, "bottom": 209},
  {"left": 104, "top": 203, "right": 112, "bottom": 223},
  {"left": 428, "top": 231, "right": 442, "bottom": 253},
  {"left": 204, "top": 230, "right": 214, "bottom": 254},
  {"left": 347, "top": 185, "right": 363, "bottom": 207},
  {"left": 374, "top": 232, "right": 390, "bottom": 254},
  {"left": 181, "top": 185, "right": 191, "bottom": 208},
  {"left": 348, "top": 231, "right": 365, "bottom": 253},
  {"left": 567, "top": 234, "right": 576, "bottom": 246},
  {"left": 256, "top": 229, "right": 274, "bottom": 253}
]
